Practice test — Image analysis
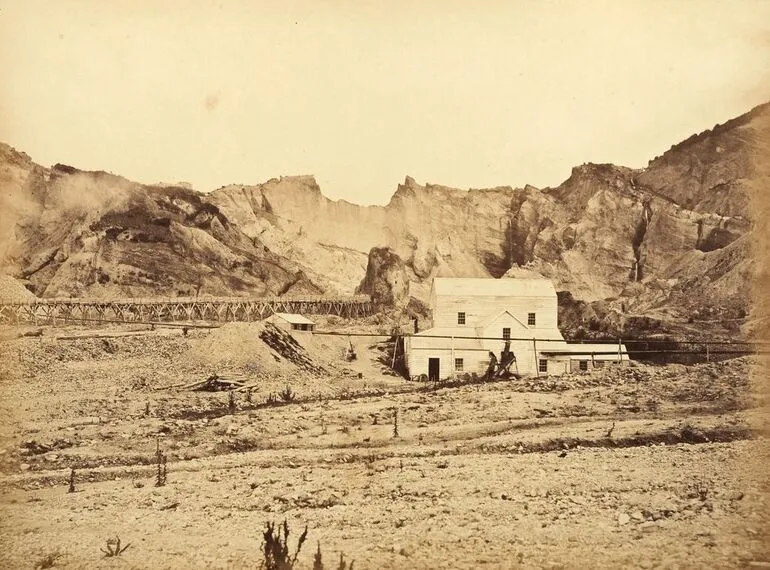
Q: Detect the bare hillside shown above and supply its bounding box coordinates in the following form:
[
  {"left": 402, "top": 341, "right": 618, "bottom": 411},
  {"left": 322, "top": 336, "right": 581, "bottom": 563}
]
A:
[{"left": 1, "top": 102, "right": 768, "bottom": 335}]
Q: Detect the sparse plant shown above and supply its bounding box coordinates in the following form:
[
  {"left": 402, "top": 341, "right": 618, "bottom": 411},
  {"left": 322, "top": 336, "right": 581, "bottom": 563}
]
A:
[
  {"left": 372, "top": 414, "right": 378, "bottom": 425},
  {"left": 321, "top": 418, "right": 327, "bottom": 435},
  {"left": 340, "top": 426, "right": 350, "bottom": 435},
  {"left": 266, "top": 393, "right": 278, "bottom": 406},
  {"left": 679, "top": 423, "right": 708, "bottom": 443},
  {"left": 392, "top": 409, "right": 399, "bottom": 438},
  {"left": 260, "top": 520, "right": 307, "bottom": 570},
  {"left": 228, "top": 390, "right": 237, "bottom": 414},
  {"left": 101, "top": 536, "right": 131, "bottom": 557},
  {"left": 155, "top": 439, "right": 167, "bottom": 487},
  {"left": 337, "top": 552, "right": 354, "bottom": 570},
  {"left": 67, "top": 468, "right": 76, "bottom": 493},
  {"left": 246, "top": 389, "right": 253, "bottom": 405},
  {"left": 280, "top": 385, "right": 296, "bottom": 403},
  {"left": 34, "top": 550, "right": 63, "bottom": 569},
  {"left": 683, "top": 479, "right": 711, "bottom": 501},
  {"left": 144, "top": 401, "right": 151, "bottom": 417},
  {"left": 605, "top": 421, "right": 616, "bottom": 439}
]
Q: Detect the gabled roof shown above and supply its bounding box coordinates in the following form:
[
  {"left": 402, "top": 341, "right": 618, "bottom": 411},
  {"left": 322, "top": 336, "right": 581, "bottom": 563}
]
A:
[
  {"left": 431, "top": 277, "right": 557, "bottom": 298},
  {"left": 271, "top": 312, "right": 315, "bottom": 325},
  {"left": 475, "top": 309, "right": 528, "bottom": 330}
]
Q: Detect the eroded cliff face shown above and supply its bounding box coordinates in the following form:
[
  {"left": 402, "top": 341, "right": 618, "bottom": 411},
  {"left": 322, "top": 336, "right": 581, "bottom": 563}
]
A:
[
  {"left": 1, "top": 101, "right": 766, "bottom": 331},
  {"left": 0, "top": 147, "right": 321, "bottom": 298}
]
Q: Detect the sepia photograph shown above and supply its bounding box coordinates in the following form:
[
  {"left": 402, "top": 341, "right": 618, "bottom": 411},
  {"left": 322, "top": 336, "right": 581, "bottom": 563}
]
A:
[{"left": 1, "top": 1, "right": 769, "bottom": 568}]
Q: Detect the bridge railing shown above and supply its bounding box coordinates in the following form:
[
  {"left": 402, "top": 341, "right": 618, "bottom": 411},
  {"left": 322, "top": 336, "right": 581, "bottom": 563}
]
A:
[{"left": 0, "top": 294, "right": 373, "bottom": 306}]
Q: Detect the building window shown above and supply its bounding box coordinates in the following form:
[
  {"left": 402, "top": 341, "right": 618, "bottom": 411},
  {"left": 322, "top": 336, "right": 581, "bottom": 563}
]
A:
[
  {"left": 455, "top": 358, "right": 464, "bottom": 371},
  {"left": 502, "top": 327, "right": 511, "bottom": 340},
  {"left": 579, "top": 360, "right": 588, "bottom": 371},
  {"left": 539, "top": 359, "right": 548, "bottom": 373},
  {"left": 457, "top": 312, "right": 466, "bottom": 325},
  {"left": 528, "top": 313, "right": 536, "bottom": 326}
]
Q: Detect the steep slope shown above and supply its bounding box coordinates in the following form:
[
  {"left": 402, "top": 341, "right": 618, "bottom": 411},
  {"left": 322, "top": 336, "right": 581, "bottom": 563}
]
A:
[
  {"left": 0, "top": 145, "right": 322, "bottom": 298},
  {"left": 207, "top": 176, "right": 386, "bottom": 293}
]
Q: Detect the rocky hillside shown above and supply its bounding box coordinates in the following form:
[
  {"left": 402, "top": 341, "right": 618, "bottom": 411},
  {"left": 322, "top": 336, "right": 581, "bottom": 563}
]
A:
[
  {"left": 0, "top": 147, "right": 324, "bottom": 298},
  {"left": 1, "top": 101, "right": 767, "bottom": 335}
]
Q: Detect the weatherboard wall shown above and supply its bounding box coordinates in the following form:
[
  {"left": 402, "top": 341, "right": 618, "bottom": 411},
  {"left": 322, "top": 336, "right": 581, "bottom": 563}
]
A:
[{"left": 431, "top": 294, "right": 559, "bottom": 331}]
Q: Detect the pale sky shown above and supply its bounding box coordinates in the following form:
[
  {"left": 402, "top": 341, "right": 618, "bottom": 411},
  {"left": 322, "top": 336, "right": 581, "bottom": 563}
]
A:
[{"left": 1, "top": 1, "right": 769, "bottom": 205}]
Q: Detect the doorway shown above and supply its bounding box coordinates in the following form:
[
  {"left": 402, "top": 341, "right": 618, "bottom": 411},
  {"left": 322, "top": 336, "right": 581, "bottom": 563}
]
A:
[{"left": 428, "top": 358, "right": 440, "bottom": 381}]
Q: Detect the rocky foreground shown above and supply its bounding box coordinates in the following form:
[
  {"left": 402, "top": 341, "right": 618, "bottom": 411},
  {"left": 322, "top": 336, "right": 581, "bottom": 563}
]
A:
[{"left": 0, "top": 324, "right": 768, "bottom": 569}]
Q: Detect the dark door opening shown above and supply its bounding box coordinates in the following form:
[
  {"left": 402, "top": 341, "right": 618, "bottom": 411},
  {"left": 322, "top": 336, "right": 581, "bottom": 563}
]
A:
[{"left": 428, "top": 358, "right": 440, "bottom": 381}]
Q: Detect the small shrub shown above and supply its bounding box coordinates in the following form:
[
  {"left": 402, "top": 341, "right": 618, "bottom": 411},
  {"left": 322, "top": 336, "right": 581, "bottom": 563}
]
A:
[
  {"left": 67, "top": 468, "right": 76, "bottom": 493},
  {"left": 280, "top": 386, "right": 296, "bottom": 403},
  {"left": 261, "top": 520, "right": 307, "bottom": 570},
  {"left": 101, "top": 536, "right": 130, "bottom": 557}
]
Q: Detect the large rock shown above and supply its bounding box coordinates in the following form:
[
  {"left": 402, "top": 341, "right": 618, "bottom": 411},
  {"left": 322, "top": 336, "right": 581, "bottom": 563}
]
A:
[{"left": 356, "top": 247, "right": 409, "bottom": 308}]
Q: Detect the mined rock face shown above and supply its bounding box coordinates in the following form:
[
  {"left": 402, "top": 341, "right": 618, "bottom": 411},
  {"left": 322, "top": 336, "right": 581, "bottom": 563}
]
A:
[
  {"left": 0, "top": 101, "right": 767, "bottom": 333},
  {"left": 0, "top": 149, "right": 316, "bottom": 298}
]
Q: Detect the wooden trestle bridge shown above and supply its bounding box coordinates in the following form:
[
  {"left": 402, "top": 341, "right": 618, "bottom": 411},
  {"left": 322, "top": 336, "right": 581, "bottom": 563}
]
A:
[{"left": 0, "top": 295, "right": 374, "bottom": 325}]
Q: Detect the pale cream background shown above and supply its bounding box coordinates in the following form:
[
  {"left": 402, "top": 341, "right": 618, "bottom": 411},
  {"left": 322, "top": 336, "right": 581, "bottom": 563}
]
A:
[{"left": 1, "top": 0, "right": 769, "bottom": 205}]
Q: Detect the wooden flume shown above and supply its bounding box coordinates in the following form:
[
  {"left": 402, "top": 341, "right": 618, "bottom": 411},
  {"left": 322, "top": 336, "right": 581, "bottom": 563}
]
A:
[{"left": 0, "top": 295, "right": 373, "bottom": 324}]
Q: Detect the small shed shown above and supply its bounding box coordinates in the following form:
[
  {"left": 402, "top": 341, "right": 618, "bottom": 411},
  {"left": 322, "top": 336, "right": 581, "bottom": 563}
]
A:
[{"left": 266, "top": 312, "right": 315, "bottom": 333}]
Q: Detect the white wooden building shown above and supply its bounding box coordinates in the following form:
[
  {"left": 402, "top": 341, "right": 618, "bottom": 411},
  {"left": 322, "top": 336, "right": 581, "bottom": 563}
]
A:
[
  {"left": 266, "top": 312, "right": 315, "bottom": 333},
  {"left": 404, "top": 277, "right": 628, "bottom": 380}
]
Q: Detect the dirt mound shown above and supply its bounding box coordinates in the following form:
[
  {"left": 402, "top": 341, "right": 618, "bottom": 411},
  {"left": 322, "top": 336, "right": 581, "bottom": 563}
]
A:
[
  {"left": 0, "top": 275, "right": 36, "bottom": 303},
  {"left": 183, "top": 322, "right": 295, "bottom": 377},
  {"left": 259, "top": 324, "right": 327, "bottom": 375},
  {"left": 182, "top": 322, "right": 352, "bottom": 380}
]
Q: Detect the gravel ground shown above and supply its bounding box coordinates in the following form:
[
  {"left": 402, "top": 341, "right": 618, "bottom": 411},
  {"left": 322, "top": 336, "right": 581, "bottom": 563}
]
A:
[{"left": 0, "top": 325, "right": 768, "bottom": 569}]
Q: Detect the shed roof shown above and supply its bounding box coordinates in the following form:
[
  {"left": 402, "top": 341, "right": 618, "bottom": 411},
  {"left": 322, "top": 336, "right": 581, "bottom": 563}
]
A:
[
  {"left": 540, "top": 342, "right": 629, "bottom": 356},
  {"left": 271, "top": 312, "right": 315, "bottom": 325},
  {"left": 431, "top": 277, "right": 557, "bottom": 298}
]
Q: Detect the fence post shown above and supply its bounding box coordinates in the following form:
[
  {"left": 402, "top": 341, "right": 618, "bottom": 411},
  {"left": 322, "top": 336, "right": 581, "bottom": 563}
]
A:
[
  {"left": 617, "top": 338, "right": 621, "bottom": 363},
  {"left": 533, "top": 337, "right": 538, "bottom": 377}
]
